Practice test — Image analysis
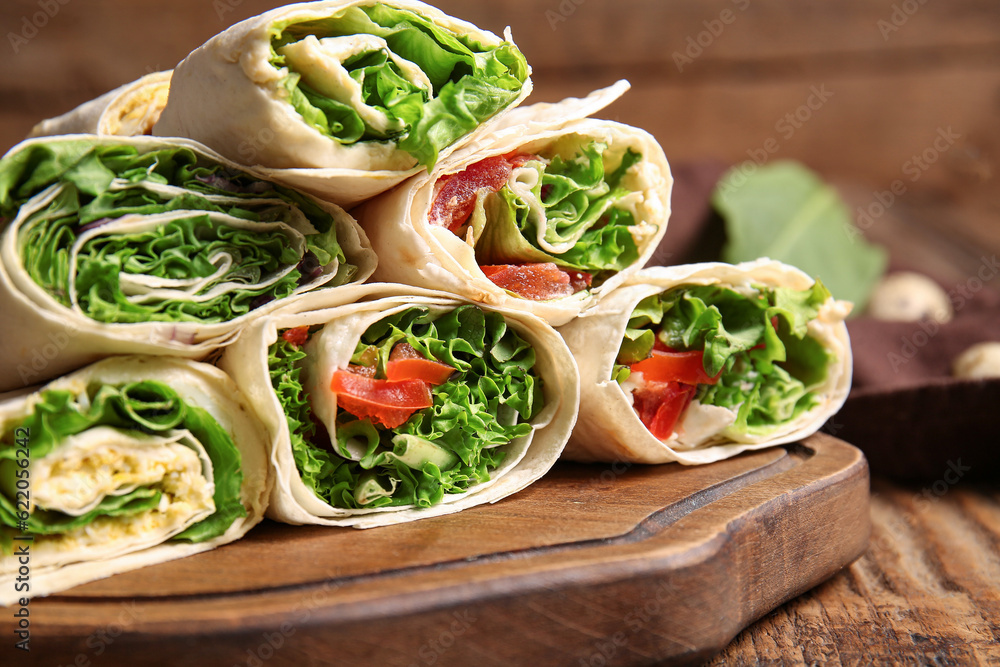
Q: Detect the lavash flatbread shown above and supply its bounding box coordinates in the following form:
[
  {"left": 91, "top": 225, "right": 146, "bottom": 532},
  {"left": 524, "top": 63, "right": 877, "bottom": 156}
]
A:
[
  {"left": 154, "top": 0, "right": 533, "bottom": 208},
  {"left": 0, "top": 356, "right": 270, "bottom": 604},
  {"left": 219, "top": 283, "right": 579, "bottom": 528},
  {"left": 355, "top": 81, "right": 672, "bottom": 326},
  {"left": 559, "top": 260, "right": 853, "bottom": 464},
  {"left": 0, "top": 134, "right": 376, "bottom": 392},
  {"left": 29, "top": 71, "right": 172, "bottom": 139}
]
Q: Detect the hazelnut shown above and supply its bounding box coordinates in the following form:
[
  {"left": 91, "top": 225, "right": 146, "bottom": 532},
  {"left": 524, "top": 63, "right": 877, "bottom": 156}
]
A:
[
  {"left": 952, "top": 342, "right": 1000, "bottom": 379},
  {"left": 867, "top": 272, "right": 953, "bottom": 323}
]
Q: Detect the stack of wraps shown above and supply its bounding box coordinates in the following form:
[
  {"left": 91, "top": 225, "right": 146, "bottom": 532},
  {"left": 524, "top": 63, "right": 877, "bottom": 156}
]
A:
[
  {"left": 0, "top": 0, "right": 855, "bottom": 604},
  {"left": 0, "top": 1, "right": 582, "bottom": 600}
]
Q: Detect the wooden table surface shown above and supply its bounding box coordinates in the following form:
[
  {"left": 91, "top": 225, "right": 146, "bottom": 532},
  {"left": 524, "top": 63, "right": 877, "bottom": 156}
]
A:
[
  {"left": 710, "top": 480, "right": 1000, "bottom": 665},
  {"left": 2, "top": 1, "right": 999, "bottom": 664}
]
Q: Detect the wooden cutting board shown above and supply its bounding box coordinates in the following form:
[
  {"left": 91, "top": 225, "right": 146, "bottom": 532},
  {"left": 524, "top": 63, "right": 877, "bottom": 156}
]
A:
[{"left": 3, "top": 433, "right": 868, "bottom": 666}]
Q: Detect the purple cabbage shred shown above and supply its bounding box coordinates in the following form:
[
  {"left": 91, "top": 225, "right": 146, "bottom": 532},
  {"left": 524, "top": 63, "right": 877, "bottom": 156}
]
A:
[
  {"left": 296, "top": 252, "right": 324, "bottom": 285},
  {"left": 78, "top": 217, "right": 116, "bottom": 233},
  {"left": 250, "top": 294, "right": 275, "bottom": 310}
]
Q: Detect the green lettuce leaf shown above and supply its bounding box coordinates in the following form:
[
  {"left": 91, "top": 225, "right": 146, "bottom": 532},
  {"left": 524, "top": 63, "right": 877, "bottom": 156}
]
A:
[
  {"left": 617, "top": 282, "right": 833, "bottom": 436},
  {"left": 0, "top": 381, "right": 245, "bottom": 545},
  {"left": 269, "top": 4, "right": 529, "bottom": 167},
  {"left": 0, "top": 140, "right": 352, "bottom": 324},
  {"left": 473, "top": 143, "right": 643, "bottom": 283},
  {"left": 713, "top": 161, "right": 886, "bottom": 311},
  {"left": 269, "top": 305, "right": 544, "bottom": 510}
]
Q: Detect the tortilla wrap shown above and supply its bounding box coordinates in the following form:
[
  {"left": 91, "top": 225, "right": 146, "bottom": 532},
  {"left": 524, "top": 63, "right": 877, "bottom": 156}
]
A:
[
  {"left": 558, "top": 260, "right": 853, "bottom": 464},
  {"left": 154, "top": 0, "right": 533, "bottom": 209},
  {"left": 0, "top": 134, "right": 376, "bottom": 392},
  {"left": 29, "top": 71, "right": 173, "bottom": 139},
  {"left": 218, "top": 283, "right": 579, "bottom": 528},
  {"left": 0, "top": 356, "right": 270, "bottom": 604},
  {"left": 355, "top": 81, "right": 672, "bottom": 326}
]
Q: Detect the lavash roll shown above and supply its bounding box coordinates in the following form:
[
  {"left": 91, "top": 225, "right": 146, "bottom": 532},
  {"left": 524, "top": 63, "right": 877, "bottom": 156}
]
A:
[
  {"left": 559, "top": 260, "right": 853, "bottom": 465},
  {"left": 0, "top": 356, "right": 270, "bottom": 604},
  {"left": 355, "top": 81, "right": 672, "bottom": 326},
  {"left": 0, "top": 134, "right": 376, "bottom": 392},
  {"left": 155, "top": 0, "right": 533, "bottom": 208},
  {"left": 219, "top": 283, "right": 579, "bottom": 528},
  {"left": 29, "top": 71, "right": 172, "bottom": 139}
]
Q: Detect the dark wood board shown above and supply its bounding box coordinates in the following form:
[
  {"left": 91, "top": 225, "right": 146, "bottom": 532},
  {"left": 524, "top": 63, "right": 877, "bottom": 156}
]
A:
[{"left": 1, "top": 433, "right": 868, "bottom": 666}]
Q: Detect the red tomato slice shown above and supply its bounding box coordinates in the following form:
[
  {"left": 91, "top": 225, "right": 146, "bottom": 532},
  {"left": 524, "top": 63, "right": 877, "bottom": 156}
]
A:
[
  {"left": 281, "top": 326, "right": 310, "bottom": 348},
  {"left": 631, "top": 381, "right": 696, "bottom": 440},
  {"left": 389, "top": 342, "right": 423, "bottom": 361},
  {"left": 330, "top": 371, "right": 432, "bottom": 429},
  {"left": 429, "top": 155, "right": 514, "bottom": 232},
  {"left": 630, "top": 350, "right": 721, "bottom": 386},
  {"left": 428, "top": 153, "right": 543, "bottom": 233},
  {"left": 480, "top": 263, "right": 593, "bottom": 301},
  {"left": 505, "top": 152, "right": 541, "bottom": 168},
  {"left": 567, "top": 270, "right": 593, "bottom": 293},
  {"left": 385, "top": 359, "right": 455, "bottom": 385},
  {"left": 347, "top": 363, "right": 377, "bottom": 378},
  {"left": 385, "top": 343, "right": 455, "bottom": 385}
]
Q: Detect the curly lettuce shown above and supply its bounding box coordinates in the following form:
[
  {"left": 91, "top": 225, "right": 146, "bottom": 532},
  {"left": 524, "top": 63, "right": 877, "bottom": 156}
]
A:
[
  {"left": 0, "top": 140, "right": 353, "bottom": 324},
  {"left": 269, "top": 305, "right": 545, "bottom": 509},
  {"left": 269, "top": 4, "right": 529, "bottom": 167},
  {"left": 471, "top": 142, "right": 644, "bottom": 283},
  {"left": 616, "top": 282, "right": 833, "bottom": 436}
]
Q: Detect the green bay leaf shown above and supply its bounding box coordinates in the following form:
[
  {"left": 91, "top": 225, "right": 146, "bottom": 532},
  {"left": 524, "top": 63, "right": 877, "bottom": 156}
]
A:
[{"left": 713, "top": 160, "right": 887, "bottom": 311}]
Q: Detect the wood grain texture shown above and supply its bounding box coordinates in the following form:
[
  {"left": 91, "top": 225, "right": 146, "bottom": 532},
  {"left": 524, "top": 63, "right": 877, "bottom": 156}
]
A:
[
  {"left": 709, "top": 480, "right": 1000, "bottom": 666},
  {"left": 0, "top": 434, "right": 868, "bottom": 666}
]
